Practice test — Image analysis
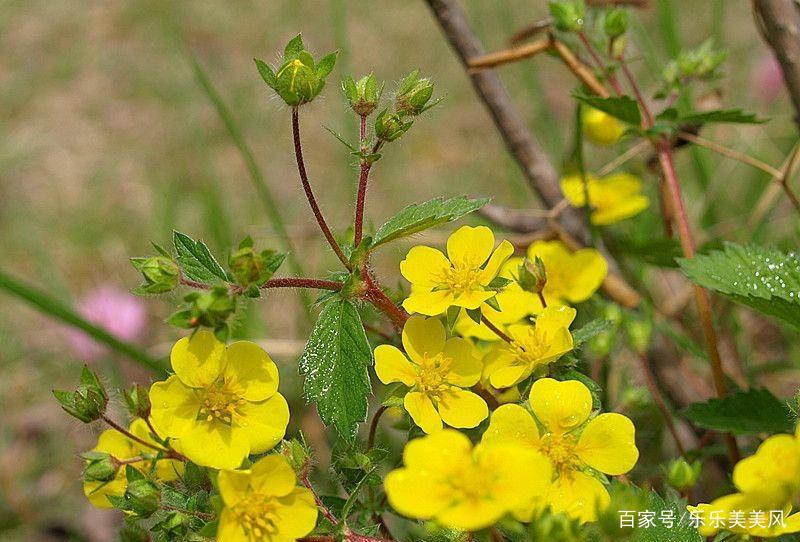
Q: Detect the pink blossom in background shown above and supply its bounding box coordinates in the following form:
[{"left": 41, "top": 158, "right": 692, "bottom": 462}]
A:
[
  {"left": 67, "top": 286, "right": 147, "bottom": 360},
  {"left": 751, "top": 54, "right": 785, "bottom": 103}
]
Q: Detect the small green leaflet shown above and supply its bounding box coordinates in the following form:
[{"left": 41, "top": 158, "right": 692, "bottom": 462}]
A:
[
  {"left": 173, "top": 230, "right": 230, "bottom": 285},
  {"left": 572, "top": 91, "right": 642, "bottom": 126},
  {"left": 299, "top": 297, "right": 372, "bottom": 441},
  {"left": 571, "top": 319, "right": 615, "bottom": 347},
  {"left": 657, "top": 107, "right": 766, "bottom": 125},
  {"left": 678, "top": 242, "right": 800, "bottom": 329},
  {"left": 625, "top": 487, "right": 702, "bottom": 542},
  {"left": 682, "top": 388, "right": 795, "bottom": 435},
  {"left": 371, "top": 196, "right": 489, "bottom": 249}
]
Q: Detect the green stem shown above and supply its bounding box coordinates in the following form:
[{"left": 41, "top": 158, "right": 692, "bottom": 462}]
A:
[{"left": 0, "top": 269, "right": 165, "bottom": 374}]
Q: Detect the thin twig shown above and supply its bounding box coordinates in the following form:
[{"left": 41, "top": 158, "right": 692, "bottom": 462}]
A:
[
  {"left": 367, "top": 405, "right": 388, "bottom": 450},
  {"left": 597, "top": 141, "right": 649, "bottom": 176},
  {"left": 748, "top": 142, "right": 800, "bottom": 228},
  {"left": 577, "top": 32, "right": 625, "bottom": 96},
  {"left": 678, "top": 131, "right": 783, "bottom": 178},
  {"left": 638, "top": 354, "right": 687, "bottom": 457},
  {"left": 468, "top": 38, "right": 551, "bottom": 69},
  {"left": 291, "top": 108, "right": 351, "bottom": 269},
  {"left": 551, "top": 38, "right": 611, "bottom": 98},
  {"left": 480, "top": 314, "right": 514, "bottom": 344}
]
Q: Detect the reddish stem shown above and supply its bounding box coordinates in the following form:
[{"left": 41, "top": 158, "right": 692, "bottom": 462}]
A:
[
  {"left": 480, "top": 314, "right": 514, "bottom": 344},
  {"left": 638, "top": 353, "right": 687, "bottom": 457},
  {"left": 578, "top": 32, "right": 625, "bottom": 96},
  {"left": 291, "top": 108, "right": 351, "bottom": 269},
  {"left": 367, "top": 405, "right": 388, "bottom": 450},
  {"left": 354, "top": 139, "right": 383, "bottom": 247},
  {"left": 260, "top": 278, "right": 343, "bottom": 291}
]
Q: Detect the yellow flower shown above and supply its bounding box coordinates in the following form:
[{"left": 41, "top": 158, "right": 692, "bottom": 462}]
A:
[
  {"left": 688, "top": 426, "right": 800, "bottom": 538},
  {"left": 83, "top": 419, "right": 183, "bottom": 508},
  {"left": 482, "top": 378, "right": 639, "bottom": 523},
  {"left": 483, "top": 306, "right": 576, "bottom": 389},
  {"left": 526, "top": 241, "right": 607, "bottom": 306},
  {"left": 582, "top": 107, "right": 625, "bottom": 146},
  {"left": 688, "top": 496, "right": 800, "bottom": 538},
  {"left": 400, "top": 225, "right": 514, "bottom": 316},
  {"left": 217, "top": 454, "right": 317, "bottom": 542},
  {"left": 374, "top": 316, "right": 487, "bottom": 434},
  {"left": 561, "top": 173, "right": 649, "bottom": 225},
  {"left": 149, "top": 331, "right": 289, "bottom": 470},
  {"left": 385, "top": 429, "right": 553, "bottom": 531}
]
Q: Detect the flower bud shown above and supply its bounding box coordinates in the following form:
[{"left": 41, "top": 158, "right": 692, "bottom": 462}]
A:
[
  {"left": 583, "top": 107, "right": 625, "bottom": 146},
  {"left": 168, "top": 285, "right": 237, "bottom": 340},
  {"left": 343, "top": 73, "right": 383, "bottom": 117},
  {"left": 123, "top": 384, "right": 151, "bottom": 419},
  {"left": 375, "top": 108, "right": 412, "bottom": 142},
  {"left": 131, "top": 255, "right": 179, "bottom": 295},
  {"left": 549, "top": 0, "right": 585, "bottom": 33},
  {"left": 255, "top": 35, "right": 338, "bottom": 107},
  {"left": 124, "top": 479, "right": 160, "bottom": 517},
  {"left": 604, "top": 8, "right": 628, "bottom": 40},
  {"left": 53, "top": 365, "right": 108, "bottom": 423},
  {"left": 280, "top": 438, "right": 312, "bottom": 474},
  {"left": 517, "top": 257, "right": 547, "bottom": 295},
  {"left": 83, "top": 452, "right": 118, "bottom": 482},
  {"left": 625, "top": 316, "right": 652, "bottom": 355},
  {"left": 395, "top": 70, "right": 435, "bottom": 116},
  {"left": 665, "top": 458, "right": 701, "bottom": 491}
]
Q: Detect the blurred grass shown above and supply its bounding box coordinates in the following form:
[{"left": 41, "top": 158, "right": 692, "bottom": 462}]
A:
[{"left": 0, "top": 1, "right": 798, "bottom": 540}]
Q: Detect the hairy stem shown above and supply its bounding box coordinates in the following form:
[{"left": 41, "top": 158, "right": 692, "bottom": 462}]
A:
[
  {"left": 480, "top": 314, "right": 514, "bottom": 344},
  {"left": 367, "top": 405, "right": 389, "bottom": 450},
  {"left": 260, "top": 278, "right": 343, "bottom": 291},
  {"left": 291, "top": 108, "right": 351, "bottom": 269}
]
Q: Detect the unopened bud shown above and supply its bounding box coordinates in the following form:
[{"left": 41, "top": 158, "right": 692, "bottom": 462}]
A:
[
  {"left": 123, "top": 384, "right": 151, "bottom": 418},
  {"left": 625, "top": 316, "right": 652, "bottom": 355},
  {"left": 280, "top": 438, "right": 312, "bottom": 474},
  {"left": 124, "top": 479, "right": 160, "bottom": 517},
  {"left": 549, "top": 0, "right": 585, "bottom": 33},
  {"left": 517, "top": 257, "right": 547, "bottom": 295},
  {"left": 375, "top": 108, "right": 412, "bottom": 142},
  {"left": 343, "top": 73, "right": 383, "bottom": 117},
  {"left": 665, "top": 458, "right": 701, "bottom": 491},
  {"left": 395, "top": 70, "right": 435, "bottom": 116},
  {"left": 53, "top": 366, "right": 108, "bottom": 423},
  {"left": 604, "top": 9, "right": 629, "bottom": 40},
  {"left": 131, "top": 255, "right": 179, "bottom": 295},
  {"left": 83, "top": 452, "right": 118, "bottom": 482}
]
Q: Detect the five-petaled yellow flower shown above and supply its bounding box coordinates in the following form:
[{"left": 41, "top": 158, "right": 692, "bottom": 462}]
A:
[
  {"left": 385, "top": 429, "right": 553, "bottom": 531},
  {"left": 524, "top": 240, "right": 607, "bottom": 307},
  {"left": 688, "top": 425, "right": 800, "bottom": 538},
  {"left": 149, "top": 331, "right": 289, "bottom": 470},
  {"left": 83, "top": 419, "right": 183, "bottom": 508},
  {"left": 400, "top": 225, "right": 514, "bottom": 316},
  {"left": 483, "top": 306, "right": 576, "bottom": 389},
  {"left": 482, "top": 378, "right": 639, "bottom": 523},
  {"left": 561, "top": 172, "right": 649, "bottom": 225},
  {"left": 374, "top": 315, "right": 487, "bottom": 434},
  {"left": 582, "top": 107, "right": 625, "bottom": 146},
  {"left": 217, "top": 454, "right": 317, "bottom": 542}
]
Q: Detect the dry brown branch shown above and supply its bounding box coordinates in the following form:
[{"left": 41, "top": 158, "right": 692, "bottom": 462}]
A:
[
  {"left": 551, "top": 38, "right": 612, "bottom": 98},
  {"left": 754, "top": 0, "right": 800, "bottom": 132},
  {"left": 469, "top": 38, "right": 551, "bottom": 69}
]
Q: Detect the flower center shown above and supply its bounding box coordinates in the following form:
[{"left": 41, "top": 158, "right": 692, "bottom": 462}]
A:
[
  {"left": 512, "top": 328, "right": 550, "bottom": 364},
  {"left": 538, "top": 433, "right": 580, "bottom": 475},
  {"left": 415, "top": 352, "right": 453, "bottom": 393},
  {"left": 231, "top": 494, "right": 279, "bottom": 540},
  {"left": 198, "top": 380, "right": 247, "bottom": 425},
  {"left": 449, "top": 463, "right": 496, "bottom": 503},
  {"left": 437, "top": 264, "right": 483, "bottom": 295}
]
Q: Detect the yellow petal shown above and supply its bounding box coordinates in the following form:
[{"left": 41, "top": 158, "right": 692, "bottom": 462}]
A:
[
  {"left": 447, "top": 225, "right": 494, "bottom": 268},
  {"left": 576, "top": 413, "right": 639, "bottom": 475},
  {"left": 442, "top": 337, "right": 482, "bottom": 387},
  {"left": 480, "top": 239, "right": 515, "bottom": 283},
  {"left": 217, "top": 468, "right": 252, "bottom": 507},
  {"left": 148, "top": 376, "right": 200, "bottom": 439},
  {"left": 84, "top": 475, "right": 127, "bottom": 509},
  {"left": 592, "top": 195, "right": 649, "bottom": 225},
  {"left": 273, "top": 488, "right": 318, "bottom": 538},
  {"left": 402, "top": 289, "right": 455, "bottom": 316},
  {"left": 93, "top": 427, "right": 137, "bottom": 459},
  {"left": 402, "top": 315, "right": 446, "bottom": 363},
  {"left": 400, "top": 245, "right": 450, "bottom": 287},
  {"left": 478, "top": 443, "right": 553, "bottom": 507},
  {"left": 403, "top": 429, "right": 472, "bottom": 470},
  {"left": 237, "top": 393, "right": 290, "bottom": 454},
  {"left": 222, "top": 341, "right": 279, "bottom": 401},
  {"left": 249, "top": 454, "right": 297, "bottom": 497},
  {"left": 452, "top": 289, "right": 496, "bottom": 310},
  {"left": 536, "top": 305, "right": 577, "bottom": 330},
  {"left": 437, "top": 388, "right": 488, "bottom": 429},
  {"left": 583, "top": 108, "right": 625, "bottom": 146},
  {"left": 529, "top": 378, "right": 592, "bottom": 435},
  {"left": 170, "top": 330, "right": 226, "bottom": 388},
  {"left": 216, "top": 509, "right": 247, "bottom": 542},
  {"left": 384, "top": 468, "right": 451, "bottom": 520},
  {"left": 560, "top": 249, "right": 608, "bottom": 303},
  {"left": 547, "top": 471, "right": 610, "bottom": 523},
  {"left": 482, "top": 404, "right": 540, "bottom": 449},
  {"left": 436, "top": 499, "right": 507, "bottom": 532},
  {"left": 733, "top": 434, "right": 800, "bottom": 500},
  {"left": 559, "top": 174, "right": 598, "bottom": 207},
  {"left": 404, "top": 391, "right": 442, "bottom": 434},
  {"left": 374, "top": 345, "right": 416, "bottom": 386},
  {"left": 177, "top": 422, "right": 249, "bottom": 470}
]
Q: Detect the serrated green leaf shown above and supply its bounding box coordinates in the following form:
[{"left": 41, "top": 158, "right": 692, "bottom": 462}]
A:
[
  {"left": 657, "top": 107, "right": 766, "bottom": 125},
  {"left": 371, "top": 196, "right": 489, "bottom": 249},
  {"left": 626, "top": 489, "right": 702, "bottom": 542},
  {"left": 572, "top": 319, "right": 615, "bottom": 347},
  {"left": 573, "top": 91, "right": 642, "bottom": 125},
  {"left": 682, "top": 388, "right": 794, "bottom": 435},
  {"left": 678, "top": 243, "right": 800, "bottom": 329},
  {"left": 299, "top": 298, "right": 372, "bottom": 441},
  {"left": 173, "top": 230, "right": 230, "bottom": 285},
  {"left": 324, "top": 125, "right": 358, "bottom": 152}
]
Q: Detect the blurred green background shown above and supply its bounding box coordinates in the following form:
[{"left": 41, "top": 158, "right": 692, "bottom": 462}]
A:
[{"left": 1, "top": 1, "right": 797, "bottom": 540}]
